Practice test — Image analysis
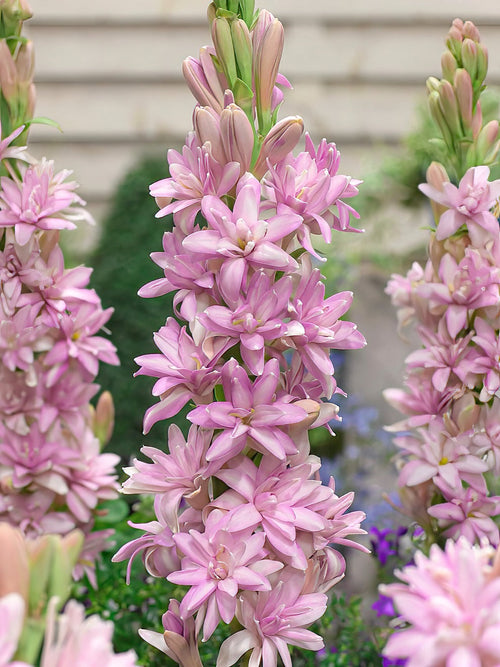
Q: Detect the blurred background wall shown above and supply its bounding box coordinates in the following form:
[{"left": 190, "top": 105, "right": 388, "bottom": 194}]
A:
[{"left": 24, "top": 0, "right": 500, "bottom": 432}]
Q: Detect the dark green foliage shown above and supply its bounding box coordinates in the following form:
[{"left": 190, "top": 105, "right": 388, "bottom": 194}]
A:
[{"left": 88, "top": 155, "right": 186, "bottom": 461}]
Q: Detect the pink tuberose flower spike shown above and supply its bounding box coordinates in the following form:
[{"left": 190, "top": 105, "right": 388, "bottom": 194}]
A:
[
  {"left": 0, "top": 4, "right": 121, "bottom": 585},
  {"left": 122, "top": 0, "right": 368, "bottom": 663},
  {"left": 385, "top": 19, "right": 500, "bottom": 549}
]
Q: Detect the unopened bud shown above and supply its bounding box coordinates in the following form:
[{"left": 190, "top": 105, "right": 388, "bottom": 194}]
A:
[
  {"left": 428, "top": 90, "right": 454, "bottom": 149},
  {"left": 0, "top": 0, "right": 32, "bottom": 37},
  {"left": 426, "top": 161, "right": 449, "bottom": 224},
  {"left": 476, "top": 119, "right": 500, "bottom": 165},
  {"left": 454, "top": 68, "right": 473, "bottom": 128},
  {"left": 0, "top": 39, "right": 17, "bottom": 101},
  {"left": 15, "top": 40, "right": 34, "bottom": 84},
  {"left": 0, "top": 523, "right": 29, "bottom": 604},
  {"left": 426, "top": 76, "right": 440, "bottom": 95},
  {"left": 193, "top": 105, "right": 226, "bottom": 164},
  {"left": 231, "top": 19, "right": 253, "bottom": 88},
  {"left": 476, "top": 44, "right": 488, "bottom": 86},
  {"left": 463, "top": 20, "right": 481, "bottom": 43},
  {"left": 461, "top": 39, "right": 478, "bottom": 81},
  {"left": 182, "top": 49, "right": 225, "bottom": 113},
  {"left": 207, "top": 2, "right": 216, "bottom": 23},
  {"left": 92, "top": 390, "right": 115, "bottom": 448},
  {"left": 220, "top": 102, "right": 254, "bottom": 174},
  {"left": 438, "top": 79, "right": 461, "bottom": 138},
  {"left": 212, "top": 17, "right": 237, "bottom": 87},
  {"left": 253, "top": 115, "right": 304, "bottom": 178},
  {"left": 441, "top": 51, "right": 457, "bottom": 83},
  {"left": 471, "top": 99, "right": 483, "bottom": 139},
  {"left": 254, "top": 16, "right": 284, "bottom": 133}
]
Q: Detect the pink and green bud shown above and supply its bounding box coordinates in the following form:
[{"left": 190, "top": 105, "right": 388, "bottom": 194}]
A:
[
  {"left": 212, "top": 17, "right": 238, "bottom": 87},
  {"left": 428, "top": 89, "right": 454, "bottom": 149},
  {"left": 91, "top": 390, "right": 115, "bottom": 448},
  {"left": 441, "top": 51, "right": 457, "bottom": 83},
  {"left": 253, "top": 114, "right": 304, "bottom": 178},
  {"left": 230, "top": 18, "right": 253, "bottom": 88},
  {"left": 454, "top": 68, "right": 473, "bottom": 128},
  {"left": 220, "top": 102, "right": 254, "bottom": 174},
  {"left": 0, "top": 39, "right": 17, "bottom": 101},
  {"left": 461, "top": 38, "right": 480, "bottom": 81},
  {"left": 437, "top": 79, "right": 461, "bottom": 138},
  {"left": 193, "top": 105, "right": 226, "bottom": 163},
  {"left": 0, "top": 523, "right": 29, "bottom": 604},
  {"left": 475, "top": 119, "right": 500, "bottom": 165},
  {"left": 425, "top": 161, "right": 450, "bottom": 227},
  {"left": 182, "top": 49, "right": 225, "bottom": 113},
  {"left": 253, "top": 14, "right": 284, "bottom": 133},
  {"left": 463, "top": 20, "right": 481, "bottom": 42}
]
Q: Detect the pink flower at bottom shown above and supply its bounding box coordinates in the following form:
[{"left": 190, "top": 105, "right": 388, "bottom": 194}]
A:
[
  {"left": 380, "top": 537, "right": 500, "bottom": 667},
  {"left": 216, "top": 568, "right": 327, "bottom": 667}
]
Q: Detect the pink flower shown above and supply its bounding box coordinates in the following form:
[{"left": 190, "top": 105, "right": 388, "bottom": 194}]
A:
[
  {"left": 211, "top": 455, "right": 330, "bottom": 569},
  {"left": 396, "top": 419, "right": 489, "bottom": 491},
  {"left": 428, "top": 483, "right": 500, "bottom": 546},
  {"left": 470, "top": 318, "right": 500, "bottom": 401},
  {"left": 40, "top": 598, "right": 138, "bottom": 667},
  {"left": 261, "top": 134, "right": 361, "bottom": 256},
  {"left": 199, "top": 270, "right": 292, "bottom": 375},
  {"left": 187, "top": 358, "right": 307, "bottom": 471},
  {"left": 216, "top": 568, "right": 327, "bottom": 667},
  {"left": 419, "top": 165, "right": 500, "bottom": 243},
  {"left": 150, "top": 132, "right": 239, "bottom": 233},
  {"left": 404, "top": 321, "right": 475, "bottom": 393},
  {"left": 135, "top": 318, "right": 226, "bottom": 434},
  {"left": 168, "top": 509, "right": 281, "bottom": 640},
  {"left": 122, "top": 424, "right": 212, "bottom": 521},
  {"left": 381, "top": 537, "right": 500, "bottom": 667},
  {"left": 0, "top": 159, "right": 89, "bottom": 245},
  {"left": 183, "top": 173, "right": 301, "bottom": 303},
  {"left": 416, "top": 249, "right": 500, "bottom": 338},
  {"left": 112, "top": 495, "right": 180, "bottom": 584},
  {"left": 285, "top": 255, "right": 365, "bottom": 396},
  {"left": 43, "top": 303, "right": 118, "bottom": 386},
  {"left": 138, "top": 227, "right": 215, "bottom": 307}
]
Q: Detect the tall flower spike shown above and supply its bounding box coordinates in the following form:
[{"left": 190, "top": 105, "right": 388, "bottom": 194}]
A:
[{"left": 120, "top": 2, "right": 367, "bottom": 665}]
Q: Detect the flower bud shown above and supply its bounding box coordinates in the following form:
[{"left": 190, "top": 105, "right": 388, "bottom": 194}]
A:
[
  {"left": 463, "top": 20, "right": 481, "bottom": 43},
  {"left": 193, "top": 105, "right": 226, "bottom": 164},
  {"left": 253, "top": 115, "right": 304, "bottom": 178},
  {"left": 438, "top": 79, "right": 461, "bottom": 138},
  {"left": 428, "top": 90, "right": 454, "bottom": 149},
  {"left": 182, "top": 49, "right": 225, "bottom": 113},
  {"left": 0, "top": 523, "right": 29, "bottom": 604},
  {"left": 212, "top": 17, "right": 237, "bottom": 87},
  {"left": 92, "top": 390, "right": 115, "bottom": 448},
  {"left": 441, "top": 51, "right": 457, "bottom": 83},
  {"left": 0, "top": 39, "right": 18, "bottom": 102},
  {"left": 425, "top": 161, "right": 449, "bottom": 226},
  {"left": 453, "top": 68, "right": 473, "bottom": 128},
  {"left": 15, "top": 40, "right": 34, "bottom": 85},
  {"left": 231, "top": 18, "right": 252, "bottom": 88},
  {"left": 220, "top": 102, "right": 254, "bottom": 174},
  {"left": 0, "top": 0, "right": 32, "bottom": 37},
  {"left": 476, "top": 119, "right": 500, "bottom": 165},
  {"left": 253, "top": 16, "right": 284, "bottom": 133},
  {"left": 461, "top": 38, "right": 478, "bottom": 81}
]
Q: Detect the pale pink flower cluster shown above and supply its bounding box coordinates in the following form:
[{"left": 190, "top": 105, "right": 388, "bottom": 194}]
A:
[
  {"left": 0, "top": 123, "right": 120, "bottom": 582},
  {"left": 386, "top": 164, "right": 500, "bottom": 544},
  {"left": 115, "top": 5, "right": 367, "bottom": 665},
  {"left": 380, "top": 537, "right": 500, "bottom": 667}
]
